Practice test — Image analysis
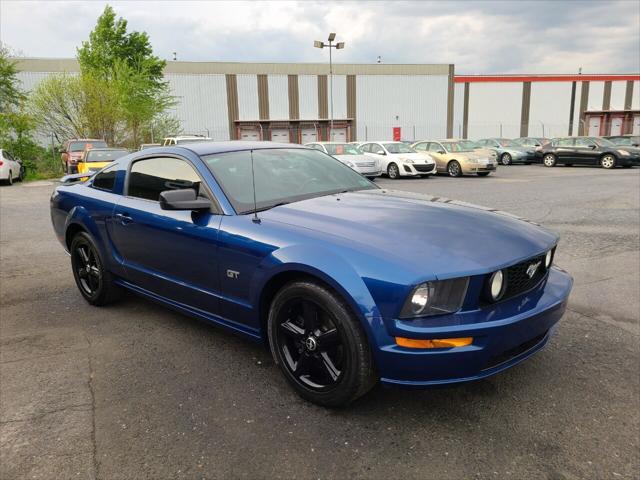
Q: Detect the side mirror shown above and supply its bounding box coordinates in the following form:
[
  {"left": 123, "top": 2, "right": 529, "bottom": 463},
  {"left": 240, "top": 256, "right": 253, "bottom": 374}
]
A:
[
  {"left": 589, "top": 144, "right": 597, "bottom": 149},
  {"left": 159, "top": 189, "right": 211, "bottom": 211},
  {"left": 375, "top": 150, "right": 385, "bottom": 155},
  {"left": 438, "top": 150, "right": 446, "bottom": 154}
]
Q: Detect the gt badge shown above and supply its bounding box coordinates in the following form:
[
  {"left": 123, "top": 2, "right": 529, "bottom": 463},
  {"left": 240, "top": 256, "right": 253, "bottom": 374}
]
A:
[{"left": 226, "top": 269, "right": 240, "bottom": 279}]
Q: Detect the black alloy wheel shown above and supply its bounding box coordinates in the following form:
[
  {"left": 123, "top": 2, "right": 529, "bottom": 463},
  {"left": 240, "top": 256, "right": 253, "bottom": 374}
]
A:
[
  {"left": 268, "top": 281, "right": 376, "bottom": 407},
  {"left": 448, "top": 160, "right": 462, "bottom": 177},
  {"left": 387, "top": 163, "right": 400, "bottom": 179},
  {"left": 70, "top": 232, "right": 121, "bottom": 305}
]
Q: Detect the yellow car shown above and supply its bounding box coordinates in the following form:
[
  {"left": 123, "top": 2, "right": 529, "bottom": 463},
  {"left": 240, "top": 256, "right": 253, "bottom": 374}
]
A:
[
  {"left": 412, "top": 139, "right": 498, "bottom": 177},
  {"left": 77, "top": 148, "right": 129, "bottom": 176}
]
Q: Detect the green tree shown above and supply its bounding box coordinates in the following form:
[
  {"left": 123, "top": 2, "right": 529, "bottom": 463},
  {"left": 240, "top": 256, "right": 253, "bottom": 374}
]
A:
[
  {"left": 0, "top": 43, "right": 26, "bottom": 112},
  {"left": 77, "top": 5, "right": 165, "bottom": 89}
]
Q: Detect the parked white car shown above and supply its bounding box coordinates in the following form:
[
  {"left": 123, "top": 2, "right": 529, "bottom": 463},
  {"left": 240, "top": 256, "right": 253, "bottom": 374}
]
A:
[
  {"left": 305, "top": 142, "right": 381, "bottom": 179},
  {"left": 162, "top": 135, "right": 212, "bottom": 145},
  {"left": 359, "top": 141, "right": 436, "bottom": 179},
  {"left": 0, "top": 150, "right": 24, "bottom": 185}
]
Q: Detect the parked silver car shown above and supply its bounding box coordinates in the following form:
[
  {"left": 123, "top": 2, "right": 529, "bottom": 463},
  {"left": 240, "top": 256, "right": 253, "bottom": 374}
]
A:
[{"left": 305, "top": 142, "right": 382, "bottom": 179}]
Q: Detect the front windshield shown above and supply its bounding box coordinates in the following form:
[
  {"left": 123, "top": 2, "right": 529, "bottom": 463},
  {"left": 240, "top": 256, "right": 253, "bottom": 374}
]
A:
[
  {"left": 497, "top": 139, "right": 514, "bottom": 147},
  {"left": 324, "top": 143, "right": 362, "bottom": 155},
  {"left": 593, "top": 137, "right": 616, "bottom": 147},
  {"left": 441, "top": 141, "right": 479, "bottom": 152},
  {"left": 383, "top": 143, "right": 416, "bottom": 154},
  {"left": 203, "top": 148, "right": 376, "bottom": 214},
  {"left": 70, "top": 141, "right": 107, "bottom": 152},
  {"left": 85, "top": 149, "right": 128, "bottom": 162}
]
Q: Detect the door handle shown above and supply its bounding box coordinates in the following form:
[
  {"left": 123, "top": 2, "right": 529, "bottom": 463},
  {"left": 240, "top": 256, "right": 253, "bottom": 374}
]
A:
[{"left": 115, "top": 213, "right": 133, "bottom": 225}]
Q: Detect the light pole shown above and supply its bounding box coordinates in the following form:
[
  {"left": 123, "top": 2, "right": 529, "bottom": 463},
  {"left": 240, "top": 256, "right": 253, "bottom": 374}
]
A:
[{"left": 314, "top": 33, "right": 344, "bottom": 140}]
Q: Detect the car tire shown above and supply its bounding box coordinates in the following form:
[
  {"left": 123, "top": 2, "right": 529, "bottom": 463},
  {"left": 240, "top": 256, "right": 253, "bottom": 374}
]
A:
[
  {"left": 6, "top": 172, "right": 13, "bottom": 186},
  {"left": 524, "top": 162, "right": 531, "bottom": 165},
  {"left": 387, "top": 163, "right": 400, "bottom": 179},
  {"left": 477, "top": 172, "right": 491, "bottom": 177},
  {"left": 600, "top": 154, "right": 616, "bottom": 169},
  {"left": 447, "top": 160, "right": 462, "bottom": 177},
  {"left": 268, "top": 280, "right": 377, "bottom": 408},
  {"left": 70, "top": 231, "right": 122, "bottom": 306},
  {"left": 501, "top": 153, "right": 512, "bottom": 165},
  {"left": 17, "top": 168, "right": 25, "bottom": 181},
  {"left": 543, "top": 154, "right": 557, "bottom": 167}
]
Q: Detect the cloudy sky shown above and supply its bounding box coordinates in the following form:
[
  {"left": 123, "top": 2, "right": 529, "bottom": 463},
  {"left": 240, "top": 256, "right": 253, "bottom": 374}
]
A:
[{"left": 1, "top": 0, "right": 639, "bottom": 74}]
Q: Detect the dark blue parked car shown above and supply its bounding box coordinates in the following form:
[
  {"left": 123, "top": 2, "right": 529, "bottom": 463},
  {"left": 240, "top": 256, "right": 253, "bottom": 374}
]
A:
[{"left": 51, "top": 142, "right": 573, "bottom": 407}]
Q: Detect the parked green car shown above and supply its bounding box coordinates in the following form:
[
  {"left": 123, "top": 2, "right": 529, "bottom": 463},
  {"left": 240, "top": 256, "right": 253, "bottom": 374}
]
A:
[{"left": 475, "top": 138, "right": 537, "bottom": 165}]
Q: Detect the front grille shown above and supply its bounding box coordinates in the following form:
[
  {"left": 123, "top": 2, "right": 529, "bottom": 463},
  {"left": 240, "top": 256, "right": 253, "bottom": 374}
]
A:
[
  {"left": 414, "top": 164, "right": 435, "bottom": 172},
  {"left": 503, "top": 254, "right": 547, "bottom": 299},
  {"left": 482, "top": 331, "right": 548, "bottom": 371}
]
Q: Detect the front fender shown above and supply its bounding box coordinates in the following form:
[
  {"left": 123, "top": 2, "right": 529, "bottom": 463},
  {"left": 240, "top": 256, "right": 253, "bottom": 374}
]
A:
[{"left": 251, "top": 244, "right": 391, "bottom": 349}]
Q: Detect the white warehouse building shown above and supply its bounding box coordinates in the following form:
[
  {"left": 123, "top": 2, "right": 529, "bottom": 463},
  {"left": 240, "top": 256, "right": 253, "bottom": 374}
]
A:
[{"left": 13, "top": 58, "right": 640, "bottom": 143}]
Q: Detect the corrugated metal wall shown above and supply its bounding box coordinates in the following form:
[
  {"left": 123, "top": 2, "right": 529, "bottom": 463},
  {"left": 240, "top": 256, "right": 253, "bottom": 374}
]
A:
[
  {"left": 267, "top": 74, "right": 289, "bottom": 120},
  {"left": 633, "top": 81, "right": 640, "bottom": 109},
  {"left": 452, "top": 82, "right": 465, "bottom": 138},
  {"left": 329, "top": 75, "right": 347, "bottom": 119},
  {"left": 467, "top": 82, "right": 522, "bottom": 139},
  {"left": 587, "top": 81, "right": 605, "bottom": 111},
  {"left": 236, "top": 74, "right": 259, "bottom": 120},
  {"left": 165, "top": 74, "right": 229, "bottom": 140},
  {"left": 298, "top": 75, "right": 318, "bottom": 120},
  {"left": 355, "top": 74, "right": 449, "bottom": 141},
  {"left": 609, "top": 81, "right": 627, "bottom": 110}
]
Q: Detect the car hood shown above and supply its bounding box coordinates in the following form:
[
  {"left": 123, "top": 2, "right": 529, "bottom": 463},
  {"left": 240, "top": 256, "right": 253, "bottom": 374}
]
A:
[
  {"left": 453, "top": 150, "right": 495, "bottom": 161},
  {"left": 262, "top": 189, "right": 558, "bottom": 279},
  {"left": 389, "top": 153, "right": 433, "bottom": 163}
]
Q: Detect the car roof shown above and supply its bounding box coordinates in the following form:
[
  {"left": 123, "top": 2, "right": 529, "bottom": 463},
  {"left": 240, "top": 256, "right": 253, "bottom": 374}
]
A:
[
  {"left": 87, "top": 147, "right": 128, "bottom": 151},
  {"left": 164, "top": 141, "right": 308, "bottom": 156},
  {"left": 311, "top": 141, "right": 352, "bottom": 145}
]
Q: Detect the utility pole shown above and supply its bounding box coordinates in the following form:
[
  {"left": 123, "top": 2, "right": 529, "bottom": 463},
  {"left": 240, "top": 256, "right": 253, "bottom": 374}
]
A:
[{"left": 314, "top": 33, "right": 345, "bottom": 141}]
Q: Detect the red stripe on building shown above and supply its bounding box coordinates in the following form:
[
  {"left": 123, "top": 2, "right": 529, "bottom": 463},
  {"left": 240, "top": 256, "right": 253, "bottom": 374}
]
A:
[{"left": 454, "top": 74, "right": 640, "bottom": 83}]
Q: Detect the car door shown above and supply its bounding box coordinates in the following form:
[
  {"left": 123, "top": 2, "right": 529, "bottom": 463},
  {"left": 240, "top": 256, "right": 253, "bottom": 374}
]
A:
[
  {"left": 553, "top": 138, "right": 576, "bottom": 163},
  {"left": 110, "top": 155, "right": 223, "bottom": 314},
  {"left": 573, "top": 137, "right": 601, "bottom": 165},
  {"left": 2, "top": 151, "right": 20, "bottom": 178},
  {"left": 426, "top": 142, "right": 447, "bottom": 172},
  {"left": 366, "top": 143, "right": 389, "bottom": 171}
]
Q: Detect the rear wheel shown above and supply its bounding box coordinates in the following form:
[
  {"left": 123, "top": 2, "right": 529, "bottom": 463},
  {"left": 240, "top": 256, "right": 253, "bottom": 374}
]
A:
[
  {"left": 387, "top": 163, "right": 400, "bottom": 179},
  {"left": 447, "top": 160, "right": 462, "bottom": 177},
  {"left": 600, "top": 154, "right": 616, "bottom": 169},
  {"left": 70, "top": 232, "right": 122, "bottom": 306},
  {"left": 268, "top": 281, "right": 376, "bottom": 407},
  {"left": 5, "top": 172, "right": 13, "bottom": 185},
  {"left": 500, "top": 153, "right": 512, "bottom": 165},
  {"left": 543, "top": 154, "right": 556, "bottom": 167}
]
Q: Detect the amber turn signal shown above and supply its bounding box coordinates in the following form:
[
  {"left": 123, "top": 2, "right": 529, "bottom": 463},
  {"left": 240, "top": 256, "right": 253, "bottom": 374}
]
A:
[{"left": 395, "top": 337, "right": 473, "bottom": 349}]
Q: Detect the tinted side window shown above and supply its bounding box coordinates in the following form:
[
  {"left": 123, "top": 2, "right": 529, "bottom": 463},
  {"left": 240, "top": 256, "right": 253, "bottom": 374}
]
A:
[
  {"left": 128, "top": 157, "right": 202, "bottom": 201},
  {"left": 92, "top": 165, "right": 118, "bottom": 191},
  {"left": 556, "top": 138, "right": 574, "bottom": 147},
  {"left": 575, "top": 138, "right": 595, "bottom": 147},
  {"left": 427, "top": 143, "right": 441, "bottom": 152}
]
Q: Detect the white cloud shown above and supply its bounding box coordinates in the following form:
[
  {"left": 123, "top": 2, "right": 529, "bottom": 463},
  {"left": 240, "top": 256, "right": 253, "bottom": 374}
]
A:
[{"left": 1, "top": 0, "right": 638, "bottom": 73}]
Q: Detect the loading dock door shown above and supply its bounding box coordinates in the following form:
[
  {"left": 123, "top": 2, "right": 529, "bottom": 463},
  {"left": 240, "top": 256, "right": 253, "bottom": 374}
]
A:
[
  {"left": 587, "top": 116, "right": 601, "bottom": 136},
  {"left": 239, "top": 128, "right": 261, "bottom": 141},
  {"left": 609, "top": 116, "right": 623, "bottom": 136},
  {"left": 301, "top": 127, "right": 317, "bottom": 143},
  {"left": 329, "top": 127, "right": 347, "bottom": 142},
  {"left": 270, "top": 129, "right": 290, "bottom": 143}
]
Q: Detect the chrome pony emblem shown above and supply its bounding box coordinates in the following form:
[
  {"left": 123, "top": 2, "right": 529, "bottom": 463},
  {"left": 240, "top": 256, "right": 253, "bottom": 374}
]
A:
[{"left": 526, "top": 261, "right": 541, "bottom": 278}]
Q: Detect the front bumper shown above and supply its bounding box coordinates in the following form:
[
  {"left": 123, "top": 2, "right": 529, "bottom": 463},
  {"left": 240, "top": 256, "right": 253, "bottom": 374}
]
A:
[
  {"left": 619, "top": 155, "right": 640, "bottom": 166},
  {"left": 462, "top": 162, "right": 497, "bottom": 174},
  {"left": 372, "top": 267, "right": 573, "bottom": 387},
  {"left": 401, "top": 163, "right": 437, "bottom": 176}
]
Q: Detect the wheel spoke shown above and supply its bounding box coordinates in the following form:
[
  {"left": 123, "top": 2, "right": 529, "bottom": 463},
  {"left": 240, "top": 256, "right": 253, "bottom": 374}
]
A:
[
  {"left": 302, "top": 301, "right": 319, "bottom": 333},
  {"left": 294, "top": 354, "right": 312, "bottom": 376},
  {"left": 78, "top": 268, "right": 88, "bottom": 279},
  {"left": 77, "top": 247, "right": 90, "bottom": 265},
  {"left": 316, "top": 328, "right": 339, "bottom": 349},
  {"left": 319, "top": 352, "right": 340, "bottom": 382},
  {"left": 280, "top": 320, "right": 305, "bottom": 340}
]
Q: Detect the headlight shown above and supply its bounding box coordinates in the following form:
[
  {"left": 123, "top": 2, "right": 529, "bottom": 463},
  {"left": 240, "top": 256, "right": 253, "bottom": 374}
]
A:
[
  {"left": 345, "top": 160, "right": 356, "bottom": 168},
  {"left": 403, "top": 158, "right": 414, "bottom": 164},
  {"left": 617, "top": 149, "right": 630, "bottom": 156},
  {"left": 545, "top": 249, "right": 553, "bottom": 268},
  {"left": 400, "top": 278, "right": 469, "bottom": 318},
  {"left": 488, "top": 270, "right": 506, "bottom": 301}
]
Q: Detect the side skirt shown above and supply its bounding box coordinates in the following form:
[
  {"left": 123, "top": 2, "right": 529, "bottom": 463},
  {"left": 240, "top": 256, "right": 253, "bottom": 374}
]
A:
[{"left": 113, "top": 278, "right": 263, "bottom": 342}]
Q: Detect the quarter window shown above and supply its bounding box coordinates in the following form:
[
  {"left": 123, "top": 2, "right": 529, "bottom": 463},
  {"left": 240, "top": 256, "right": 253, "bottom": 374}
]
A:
[
  {"left": 128, "top": 157, "right": 203, "bottom": 201},
  {"left": 92, "top": 164, "right": 118, "bottom": 191}
]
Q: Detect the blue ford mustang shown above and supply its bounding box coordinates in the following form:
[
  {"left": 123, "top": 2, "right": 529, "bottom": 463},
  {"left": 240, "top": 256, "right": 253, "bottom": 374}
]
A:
[{"left": 51, "top": 142, "right": 573, "bottom": 407}]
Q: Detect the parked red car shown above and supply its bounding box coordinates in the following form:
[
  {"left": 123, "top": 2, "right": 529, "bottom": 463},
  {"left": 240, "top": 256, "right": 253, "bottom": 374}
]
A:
[{"left": 61, "top": 139, "right": 107, "bottom": 173}]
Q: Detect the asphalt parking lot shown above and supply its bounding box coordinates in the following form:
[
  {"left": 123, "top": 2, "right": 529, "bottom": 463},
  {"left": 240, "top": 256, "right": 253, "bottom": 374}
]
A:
[{"left": 1, "top": 165, "right": 638, "bottom": 480}]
